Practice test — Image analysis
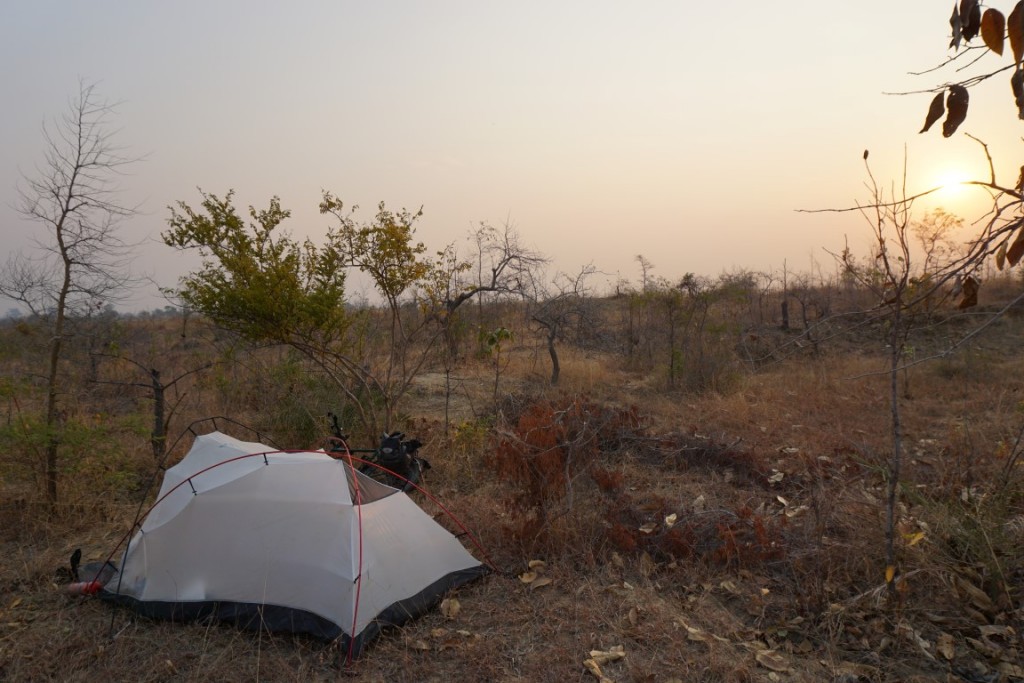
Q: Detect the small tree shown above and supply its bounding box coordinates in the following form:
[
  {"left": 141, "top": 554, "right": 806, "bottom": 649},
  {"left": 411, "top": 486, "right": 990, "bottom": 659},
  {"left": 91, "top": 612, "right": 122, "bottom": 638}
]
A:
[
  {"left": 528, "top": 265, "right": 596, "bottom": 386},
  {"left": 0, "top": 82, "right": 138, "bottom": 504}
]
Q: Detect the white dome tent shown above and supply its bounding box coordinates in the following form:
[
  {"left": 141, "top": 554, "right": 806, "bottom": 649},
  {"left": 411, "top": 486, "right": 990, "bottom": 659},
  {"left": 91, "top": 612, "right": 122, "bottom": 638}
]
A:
[{"left": 96, "top": 431, "right": 489, "bottom": 658}]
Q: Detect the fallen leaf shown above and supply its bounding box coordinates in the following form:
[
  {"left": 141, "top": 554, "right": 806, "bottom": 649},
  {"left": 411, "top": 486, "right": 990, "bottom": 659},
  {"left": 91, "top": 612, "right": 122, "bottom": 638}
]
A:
[
  {"left": 978, "top": 624, "right": 1015, "bottom": 639},
  {"left": 955, "top": 577, "right": 995, "bottom": 613},
  {"left": 440, "top": 597, "right": 460, "bottom": 620},
  {"left": 767, "top": 470, "right": 785, "bottom": 483},
  {"left": 692, "top": 494, "right": 706, "bottom": 512},
  {"left": 409, "top": 639, "right": 431, "bottom": 651},
  {"left": 664, "top": 513, "right": 677, "bottom": 528},
  {"left": 904, "top": 531, "right": 926, "bottom": 547},
  {"left": 519, "top": 572, "right": 537, "bottom": 584},
  {"left": 784, "top": 505, "right": 807, "bottom": 519},
  {"left": 897, "top": 621, "right": 935, "bottom": 659},
  {"left": 638, "top": 522, "right": 656, "bottom": 534},
  {"left": 589, "top": 645, "right": 626, "bottom": 665},
  {"left": 997, "top": 662, "right": 1024, "bottom": 679},
  {"left": 967, "top": 636, "right": 1003, "bottom": 659},
  {"left": 8, "top": 599, "right": 22, "bottom": 610},
  {"left": 755, "top": 649, "right": 791, "bottom": 673},
  {"left": 936, "top": 632, "right": 955, "bottom": 661},
  {"left": 430, "top": 627, "right": 449, "bottom": 638},
  {"left": 438, "top": 637, "right": 461, "bottom": 651},
  {"left": 583, "top": 658, "right": 611, "bottom": 683},
  {"left": 627, "top": 607, "right": 638, "bottom": 626},
  {"left": 530, "top": 577, "right": 553, "bottom": 590},
  {"left": 528, "top": 559, "right": 547, "bottom": 571}
]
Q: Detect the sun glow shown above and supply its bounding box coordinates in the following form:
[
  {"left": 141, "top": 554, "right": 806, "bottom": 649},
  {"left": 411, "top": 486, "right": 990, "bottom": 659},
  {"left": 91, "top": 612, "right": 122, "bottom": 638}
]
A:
[{"left": 932, "top": 168, "right": 970, "bottom": 200}]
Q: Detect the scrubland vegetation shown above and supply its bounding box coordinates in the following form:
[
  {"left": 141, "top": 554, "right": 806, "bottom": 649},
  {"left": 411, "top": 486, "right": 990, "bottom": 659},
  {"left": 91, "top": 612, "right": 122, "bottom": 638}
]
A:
[{"left": 2, "top": 265, "right": 1023, "bottom": 682}]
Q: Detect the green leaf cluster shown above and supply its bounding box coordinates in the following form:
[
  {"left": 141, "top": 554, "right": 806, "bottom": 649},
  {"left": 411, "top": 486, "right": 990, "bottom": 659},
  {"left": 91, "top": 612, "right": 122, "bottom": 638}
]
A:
[{"left": 163, "top": 190, "right": 348, "bottom": 344}]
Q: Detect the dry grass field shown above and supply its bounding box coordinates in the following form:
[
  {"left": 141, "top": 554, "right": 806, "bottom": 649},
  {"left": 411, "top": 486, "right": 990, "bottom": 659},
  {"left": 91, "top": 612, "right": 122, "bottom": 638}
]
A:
[{"left": 1, "top": 291, "right": 1023, "bottom": 682}]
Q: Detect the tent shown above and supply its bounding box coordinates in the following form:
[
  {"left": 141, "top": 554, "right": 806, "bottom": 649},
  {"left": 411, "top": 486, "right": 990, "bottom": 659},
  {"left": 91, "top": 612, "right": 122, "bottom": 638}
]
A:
[{"left": 98, "top": 431, "right": 488, "bottom": 656}]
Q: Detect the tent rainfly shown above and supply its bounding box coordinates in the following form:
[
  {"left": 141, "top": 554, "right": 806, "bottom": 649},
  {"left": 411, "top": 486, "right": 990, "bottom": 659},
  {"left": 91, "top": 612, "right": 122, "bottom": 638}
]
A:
[{"left": 97, "top": 431, "right": 488, "bottom": 656}]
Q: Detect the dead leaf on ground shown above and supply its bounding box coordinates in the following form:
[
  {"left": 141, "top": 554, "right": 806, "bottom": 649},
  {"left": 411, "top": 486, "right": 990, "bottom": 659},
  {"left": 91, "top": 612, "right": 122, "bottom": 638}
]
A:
[
  {"left": 754, "top": 649, "right": 791, "bottom": 673},
  {"left": 967, "top": 636, "right": 1003, "bottom": 659},
  {"left": 583, "top": 658, "right": 612, "bottom": 683},
  {"left": 997, "top": 662, "right": 1024, "bottom": 679},
  {"left": 528, "top": 559, "right": 546, "bottom": 571},
  {"left": 589, "top": 645, "right": 626, "bottom": 665},
  {"left": 519, "top": 572, "right": 537, "bottom": 584},
  {"left": 529, "top": 576, "right": 553, "bottom": 590},
  {"left": 440, "top": 598, "right": 460, "bottom": 620},
  {"left": 955, "top": 576, "right": 995, "bottom": 613},
  {"left": 677, "top": 618, "right": 729, "bottom": 644},
  {"left": 936, "top": 632, "right": 955, "bottom": 661}
]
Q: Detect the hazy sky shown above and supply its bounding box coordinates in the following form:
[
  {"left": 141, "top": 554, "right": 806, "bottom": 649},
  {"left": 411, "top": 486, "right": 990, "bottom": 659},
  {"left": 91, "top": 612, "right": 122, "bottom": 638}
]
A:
[{"left": 3, "top": 1, "right": 1022, "bottom": 310}]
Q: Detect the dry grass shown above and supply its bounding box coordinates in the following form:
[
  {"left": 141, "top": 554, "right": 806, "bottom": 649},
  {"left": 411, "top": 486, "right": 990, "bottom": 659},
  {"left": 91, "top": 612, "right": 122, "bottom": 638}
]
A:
[{"left": 2, "top": 310, "right": 1024, "bottom": 682}]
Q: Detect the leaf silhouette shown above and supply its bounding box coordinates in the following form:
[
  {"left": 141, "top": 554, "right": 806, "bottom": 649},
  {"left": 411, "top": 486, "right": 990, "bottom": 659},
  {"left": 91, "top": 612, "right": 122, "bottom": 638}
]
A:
[
  {"left": 982, "top": 8, "right": 1006, "bottom": 54},
  {"left": 958, "top": 275, "right": 979, "bottom": 309},
  {"left": 1010, "top": 1, "right": 1024, "bottom": 63},
  {"left": 1006, "top": 229, "right": 1024, "bottom": 266},
  {"left": 1013, "top": 70, "right": 1024, "bottom": 119},
  {"left": 920, "top": 92, "right": 946, "bottom": 133},
  {"left": 942, "top": 85, "right": 969, "bottom": 137},
  {"left": 950, "top": 4, "right": 963, "bottom": 50},
  {"left": 962, "top": 0, "right": 981, "bottom": 41}
]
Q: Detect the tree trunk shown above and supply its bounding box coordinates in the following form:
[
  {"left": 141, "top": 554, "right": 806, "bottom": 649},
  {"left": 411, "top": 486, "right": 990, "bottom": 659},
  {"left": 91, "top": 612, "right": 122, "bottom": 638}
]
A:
[
  {"left": 44, "top": 253, "right": 72, "bottom": 504},
  {"left": 547, "top": 329, "right": 560, "bottom": 385},
  {"left": 885, "top": 303, "right": 904, "bottom": 600},
  {"left": 151, "top": 369, "right": 166, "bottom": 459}
]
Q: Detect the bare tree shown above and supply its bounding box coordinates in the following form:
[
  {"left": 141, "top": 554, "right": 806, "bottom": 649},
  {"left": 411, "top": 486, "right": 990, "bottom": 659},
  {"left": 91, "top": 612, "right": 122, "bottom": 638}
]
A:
[
  {"left": 528, "top": 265, "right": 597, "bottom": 385},
  {"left": 0, "top": 82, "right": 139, "bottom": 504}
]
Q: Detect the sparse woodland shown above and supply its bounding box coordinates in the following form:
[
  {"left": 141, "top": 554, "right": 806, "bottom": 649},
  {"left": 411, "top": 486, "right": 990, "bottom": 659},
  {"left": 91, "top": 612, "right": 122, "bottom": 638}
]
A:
[
  {"left": 4, "top": 4, "right": 1024, "bottom": 680},
  {"left": 2, "top": 259, "right": 1023, "bottom": 681}
]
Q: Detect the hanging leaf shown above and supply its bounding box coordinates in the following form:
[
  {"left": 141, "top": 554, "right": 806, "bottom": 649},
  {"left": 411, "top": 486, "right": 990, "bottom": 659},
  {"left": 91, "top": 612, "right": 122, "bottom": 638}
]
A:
[
  {"left": 996, "top": 241, "right": 1008, "bottom": 270},
  {"left": 1014, "top": 70, "right": 1024, "bottom": 119},
  {"left": 1017, "top": 165, "right": 1024, "bottom": 194},
  {"left": 958, "top": 276, "right": 979, "bottom": 309},
  {"left": 885, "top": 565, "right": 896, "bottom": 584},
  {"left": 920, "top": 92, "right": 946, "bottom": 133},
  {"left": 962, "top": 0, "right": 982, "bottom": 41},
  {"left": 1010, "top": 1, "right": 1024, "bottom": 63},
  {"left": 943, "top": 85, "right": 970, "bottom": 137},
  {"left": 1006, "top": 229, "right": 1024, "bottom": 266},
  {"left": 982, "top": 9, "right": 1006, "bottom": 54},
  {"left": 951, "top": 4, "right": 963, "bottom": 50}
]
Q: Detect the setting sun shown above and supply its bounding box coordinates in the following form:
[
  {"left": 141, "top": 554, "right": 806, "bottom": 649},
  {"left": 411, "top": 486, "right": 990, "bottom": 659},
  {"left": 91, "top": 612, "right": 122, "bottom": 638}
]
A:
[{"left": 932, "top": 168, "right": 971, "bottom": 199}]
